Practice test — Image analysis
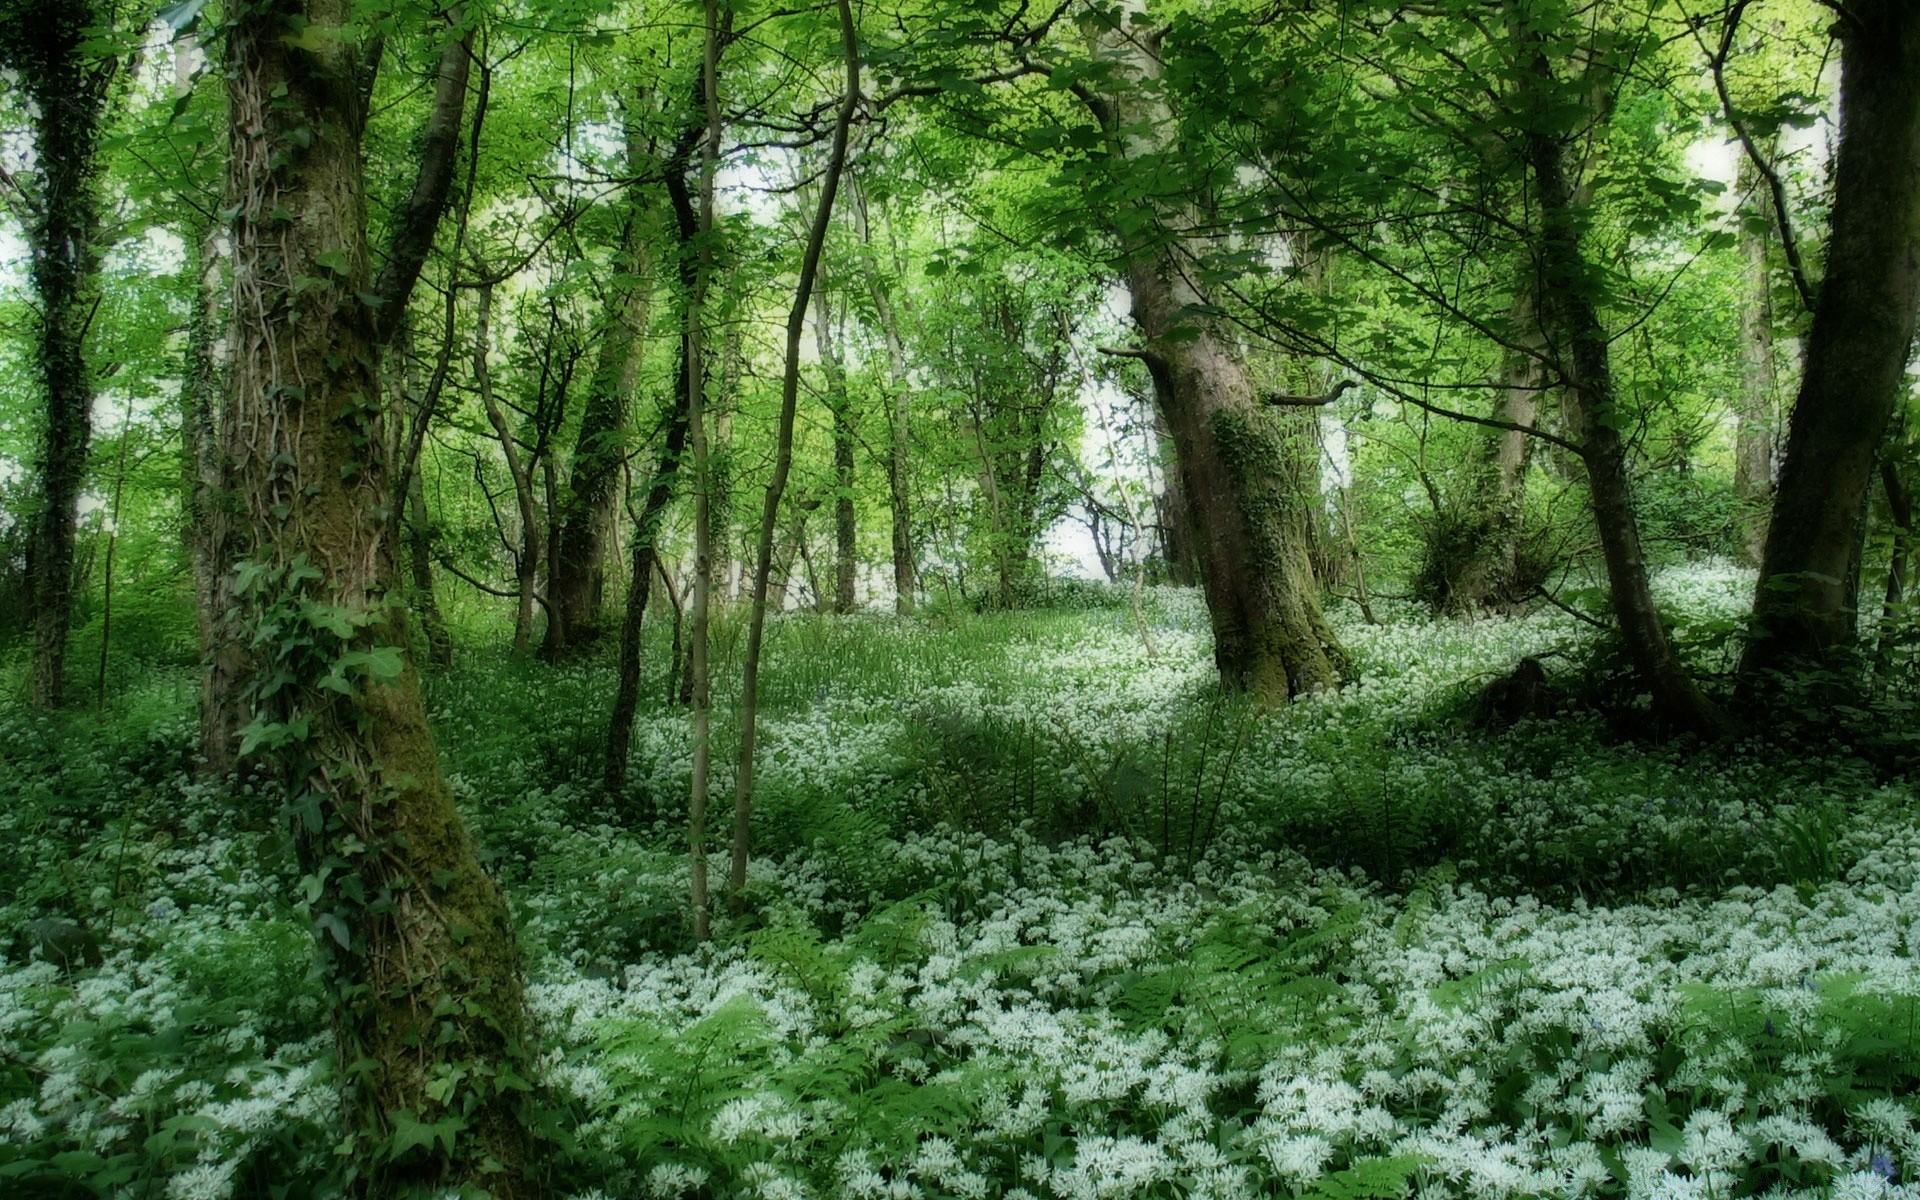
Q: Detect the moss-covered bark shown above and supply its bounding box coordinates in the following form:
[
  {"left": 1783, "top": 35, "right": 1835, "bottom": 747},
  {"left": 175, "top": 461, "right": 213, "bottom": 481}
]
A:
[
  {"left": 1088, "top": 5, "right": 1345, "bottom": 702},
  {"left": 222, "top": 3, "right": 530, "bottom": 1191},
  {"left": 5, "top": 1, "right": 108, "bottom": 709}
]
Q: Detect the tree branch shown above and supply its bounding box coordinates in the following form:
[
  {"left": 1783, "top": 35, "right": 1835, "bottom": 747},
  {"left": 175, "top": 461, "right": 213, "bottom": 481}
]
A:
[
  {"left": 1261, "top": 380, "right": 1358, "bottom": 407},
  {"left": 371, "top": 5, "right": 475, "bottom": 345},
  {"left": 1698, "top": 0, "right": 1817, "bottom": 313}
]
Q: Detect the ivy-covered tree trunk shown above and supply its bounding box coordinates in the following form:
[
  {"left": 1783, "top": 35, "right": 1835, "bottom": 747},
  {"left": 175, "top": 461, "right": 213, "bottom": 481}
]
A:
[
  {"left": 1741, "top": 1, "right": 1920, "bottom": 691},
  {"left": 7, "top": 0, "right": 108, "bottom": 709},
  {"left": 1086, "top": 11, "right": 1344, "bottom": 701},
  {"left": 222, "top": 4, "right": 530, "bottom": 1191},
  {"left": 547, "top": 118, "right": 655, "bottom": 654},
  {"left": 1518, "top": 46, "right": 1736, "bottom": 738}
]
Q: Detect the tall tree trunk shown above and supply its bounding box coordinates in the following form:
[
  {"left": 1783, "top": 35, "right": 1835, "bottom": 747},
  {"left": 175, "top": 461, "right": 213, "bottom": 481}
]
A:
[
  {"left": 848, "top": 177, "right": 917, "bottom": 613},
  {"left": 182, "top": 228, "right": 249, "bottom": 773},
  {"left": 1734, "top": 157, "right": 1778, "bottom": 567},
  {"left": 1518, "top": 44, "right": 1736, "bottom": 738},
  {"left": 1741, "top": 2, "right": 1920, "bottom": 691},
  {"left": 200, "top": 8, "right": 478, "bottom": 764},
  {"left": 600, "top": 361, "right": 692, "bottom": 798},
  {"left": 1149, "top": 405, "right": 1200, "bottom": 586},
  {"left": 10, "top": 0, "right": 108, "bottom": 709},
  {"left": 1083, "top": 10, "right": 1345, "bottom": 700},
  {"left": 604, "top": 111, "right": 710, "bottom": 797},
  {"left": 687, "top": 0, "right": 726, "bottom": 943},
  {"left": 222, "top": 3, "right": 529, "bottom": 1191},
  {"left": 730, "top": 0, "right": 859, "bottom": 909},
  {"left": 710, "top": 321, "right": 743, "bottom": 599},
  {"left": 812, "top": 285, "right": 859, "bottom": 612},
  {"left": 405, "top": 468, "right": 452, "bottom": 665},
  {"left": 546, "top": 117, "right": 655, "bottom": 654}
]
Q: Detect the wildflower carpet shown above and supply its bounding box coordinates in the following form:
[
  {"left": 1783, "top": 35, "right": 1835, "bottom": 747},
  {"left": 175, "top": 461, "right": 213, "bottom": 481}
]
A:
[{"left": 2, "top": 565, "right": 1915, "bottom": 1198}]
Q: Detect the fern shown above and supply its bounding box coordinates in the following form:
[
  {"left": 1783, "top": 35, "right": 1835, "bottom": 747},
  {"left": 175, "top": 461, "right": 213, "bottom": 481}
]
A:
[{"left": 1307, "top": 1154, "right": 1430, "bottom": 1200}]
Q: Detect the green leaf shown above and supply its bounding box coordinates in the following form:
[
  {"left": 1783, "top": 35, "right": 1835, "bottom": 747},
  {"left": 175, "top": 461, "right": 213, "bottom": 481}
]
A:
[{"left": 314, "top": 249, "right": 352, "bottom": 276}]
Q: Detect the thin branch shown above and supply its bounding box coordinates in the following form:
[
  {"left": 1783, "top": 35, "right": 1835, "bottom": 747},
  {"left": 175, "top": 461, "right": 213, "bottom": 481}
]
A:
[
  {"left": 1261, "top": 380, "right": 1359, "bottom": 407},
  {"left": 1697, "top": 0, "right": 1817, "bottom": 312}
]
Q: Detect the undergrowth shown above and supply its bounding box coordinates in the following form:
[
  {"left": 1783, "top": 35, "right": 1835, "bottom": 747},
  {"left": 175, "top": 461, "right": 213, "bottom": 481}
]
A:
[{"left": 2, "top": 563, "right": 1917, "bottom": 1198}]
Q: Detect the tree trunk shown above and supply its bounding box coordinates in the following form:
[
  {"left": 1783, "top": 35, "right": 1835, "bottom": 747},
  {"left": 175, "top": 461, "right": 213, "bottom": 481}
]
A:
[
  {"left": 11, "top": 0, "right": 108, "bottom": 709},
  {"left": 849, "top": 177, "right": 917, "bottom": 614},
  {"left": 546, "top": 117, "right": 655, "bottom": 654},
  {"left": 405, "top": 469, "right": 452, "bottom": 666},
  {"left": 1150, "top": 405, "right": 1200, "bottom": 586},
  {"left": 1084, "top": 11, "right": 1345, "bottom": 700},
  {"left": 600, "top": 365, "right": 692, "bottom": 798},
  {"left": 1741, "top": 1, "right": 1920, "bottom": 690},
  {"left": 222, "top": 4, "right": 529, "bottom": 1191},
  {"left": 1519, "top": 46, "right": 1736, "bottom": 738},
  {"left": 604, "top": 113, "right": 708, "bottom": 796},
  {"left": 730, "top": 0, "right": 859, "bottom": 910},
  {"left": 812, "top": 285, "right": 859, "bottom": 613},
  {"left": 1733, "top": 157, "right": 1779, "bottom": 567}
]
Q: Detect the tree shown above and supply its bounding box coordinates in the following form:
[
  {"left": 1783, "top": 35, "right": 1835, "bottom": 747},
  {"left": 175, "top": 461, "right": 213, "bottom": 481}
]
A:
[
  {"left": 1740, "top": 0, "right": 1920, "bottom": 694},
  {"left": 1079, "top": 5, "right": 1346, "bottom": 700},
  {"left": 219, "top": 2, "right": 530, "bottom": 1190},
  {"left": 546, "top": 109, "right": 657, "bottom": 653},
  {"left": 3, "top": 0, "right": 116, "bottom": 708}
]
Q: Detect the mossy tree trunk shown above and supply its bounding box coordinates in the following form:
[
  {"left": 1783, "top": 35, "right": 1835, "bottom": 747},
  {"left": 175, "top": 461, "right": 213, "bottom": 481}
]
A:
[
  {"left": 6, "top": 0, "right": 109, "bottom": 709},
  {"left": 547, "top": 114, "right": 655, "bottom": 655},
  {"left": 1083, "top": 9, "right": 1344, "bottom": 701},
  {"left": 222, "top": 3, "right": 530, "bottom": 1191},
  {"left": 1424, "top": 286, "right": 1542, "bottom": 615},
  {"left": 1740, "top": 1, "right": 1920, "bottom": 693}
]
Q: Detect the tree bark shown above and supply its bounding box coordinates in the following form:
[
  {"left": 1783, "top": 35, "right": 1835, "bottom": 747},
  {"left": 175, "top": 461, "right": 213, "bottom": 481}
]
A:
[
  {"left": 222, "top": 3, "right": 529, "bottom": 1191},
  {"left": 9, "top": 0, "right": 108, "bottom": 709},
  {"left": 604, "top": 113, "right": 709, "bottom": 798},
  {"left": 730, "top": 0, "right": 859, "bottom": 909},
  {"left": 1741, "top": 2, "right": 1920, "bottom": 690},
  {"left": 369, "top": 7, "right": 471, "bottom": 345},
  {"left": 1428, "top": 285, "right": 1542, "bottom": 613}
]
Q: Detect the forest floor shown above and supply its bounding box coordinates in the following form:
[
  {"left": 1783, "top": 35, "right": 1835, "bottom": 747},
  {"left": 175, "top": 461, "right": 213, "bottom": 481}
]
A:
[{"left": 2, "top": 561, "right": 1917, "bottom": 1199}]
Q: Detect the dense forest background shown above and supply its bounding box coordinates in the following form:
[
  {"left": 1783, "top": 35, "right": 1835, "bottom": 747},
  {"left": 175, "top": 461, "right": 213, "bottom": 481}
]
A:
[{"left": 1, "top": 0, "right": 1918, "bottom": 1197}]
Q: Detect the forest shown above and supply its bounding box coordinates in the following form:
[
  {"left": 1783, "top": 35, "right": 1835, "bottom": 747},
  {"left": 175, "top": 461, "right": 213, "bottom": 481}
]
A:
[{"left": 0, "top": 0, "right": 1917, "bottom": 1196}]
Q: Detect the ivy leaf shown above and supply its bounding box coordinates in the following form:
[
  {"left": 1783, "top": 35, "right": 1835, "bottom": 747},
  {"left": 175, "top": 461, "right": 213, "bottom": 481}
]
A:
[
  {"left": 314, "top": 249, "right": 352, "bottom": 277},
  {"left": 388, "top": 1111, "right": 465, "bottom": 1159},
  {"left": 315, "top": 911, "right": 352, "bottom": 951}
]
